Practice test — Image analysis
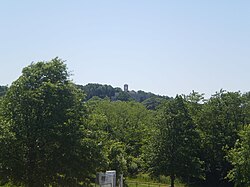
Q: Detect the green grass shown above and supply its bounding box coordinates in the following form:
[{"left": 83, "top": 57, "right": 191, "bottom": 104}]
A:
[
  {"left": 126, "top": 181, "right": 184, "bottom": 187},
  {"left": 126, "top": 173, "right": 185, "bottom": 187}
]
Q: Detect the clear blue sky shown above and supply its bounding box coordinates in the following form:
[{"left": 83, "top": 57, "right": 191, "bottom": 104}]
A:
[{"left": 0, "top": 1, "right": 249, "bottom": 97}]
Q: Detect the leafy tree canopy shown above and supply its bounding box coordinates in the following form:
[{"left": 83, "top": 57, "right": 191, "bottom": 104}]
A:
[
  {"left": 227, "top": 124, "right": 250, "bottom": 187},
  {"left": 198, "top": 90, "right": 246, "bottom": 185},
  {"left": 0, "top": 58, "right": 102, "bottom": 187},
  {"left": 149, "top": 96, "right": 204, "bottom": 187}
]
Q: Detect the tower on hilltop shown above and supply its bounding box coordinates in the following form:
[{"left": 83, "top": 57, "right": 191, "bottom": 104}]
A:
[{"left": 124, "top": 84, "right": 128, "bottom": 92}]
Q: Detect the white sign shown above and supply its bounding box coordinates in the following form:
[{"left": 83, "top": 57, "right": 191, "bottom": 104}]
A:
[{"left": 97, "top": 170, "right": 116, "bottom": 187}]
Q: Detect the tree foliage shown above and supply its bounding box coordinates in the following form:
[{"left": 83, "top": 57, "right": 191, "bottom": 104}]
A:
[
  {"left": 227, "top": 124, "right": 250, "bottom": 187},
  {"left": 0, "top": 58, "right": 102, "bottom": 186},
  {"left": 149, "top": 96, "right": 204, "bottom": 187},
  {"left": 78, "top": 83, "right": 116, "bottom": 100},
  {"left": 198, "top": 91, "right": 246, "bottom": 185},
  {"left": 87, "top": 99, "right": 153, "bottom": 176}
]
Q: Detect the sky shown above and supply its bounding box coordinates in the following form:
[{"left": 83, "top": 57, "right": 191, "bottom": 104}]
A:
[{"left": 0, "top": 1, "right": 249, "bottom": 97}]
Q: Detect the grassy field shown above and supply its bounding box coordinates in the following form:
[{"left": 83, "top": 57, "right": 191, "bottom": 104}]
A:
[
  {"left": 126, "top": 181, "right": 185, "bottom": 187},
  {"left": 125, "top": 174, "right": 185, "bottom": 187}
]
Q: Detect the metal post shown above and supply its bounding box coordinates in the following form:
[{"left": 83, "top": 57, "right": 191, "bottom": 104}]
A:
[{"left": 120, "top": 174, "right": 123, "bottom": 187}]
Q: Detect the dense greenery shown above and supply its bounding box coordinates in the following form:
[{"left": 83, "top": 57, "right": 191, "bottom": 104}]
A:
[
  {"left": 77, "top": 83, "right": 116, "bottom": 100},
  {"left": 0, "top": 59, "right": 250, "bottom": 187},
  {"left": 149, "top": 96, "right": 203, "bottom": 187},
  {"left": 197, "top": 91, "right": 247, "bottom": 185},
  {"left": 226, "top": 125, "right": 250, "bottom": 187},
  {"left": 86, "top": 98, "right": 153, "bottom": 177}
]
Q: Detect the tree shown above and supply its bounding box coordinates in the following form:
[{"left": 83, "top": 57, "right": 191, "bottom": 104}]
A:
[
  {"left": 108, "top": 141, "right": 128, "bottom": 176},
  {"left": 87, "top": 99, "right": 153, "bottom": 176},
  {"left": 227, "top": 124, "right": 250, "bottom": 187},
  {"left": 116, "top": 91, "right": 133, "bottom": 101},
  {"left": 242, "top": 92, "right": 250, "bottom": 125},
  {"left": 0, "top": 58, "right": 102, "bottom": 186},
  {"left": 149, "top": 96, "right": 203, "bottom": 187},
  {"left": 183, "top": 90, "right": 205, "bottom": 124},
  {"left": 78, "top": 83, "right": 116, "bottom": 100},
  {"left": 142, "top": 96, "right": 168, "bottom": 110},
  {"left": 198, "top": 90, "right": 245, "bottom": 185}
]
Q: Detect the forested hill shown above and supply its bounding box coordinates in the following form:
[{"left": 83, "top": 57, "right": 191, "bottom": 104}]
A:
[
  {"left": 77, "top": 83, "right": 171, "bottom": 109},
  {"left": 0, "top": 83, "right": 170, "bottom": 109}
]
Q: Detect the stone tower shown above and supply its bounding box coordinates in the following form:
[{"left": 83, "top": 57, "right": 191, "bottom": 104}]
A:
[{"left": 124, "top": 84, "right": 128, "bottom": 92}]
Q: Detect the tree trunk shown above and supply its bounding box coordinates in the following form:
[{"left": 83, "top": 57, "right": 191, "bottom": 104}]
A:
[
  {"left": 170, "top": 174, "right": 175, "bottom": 187},
  {"left": 27, "top": 140, "right": 36, "bottom": 187}
]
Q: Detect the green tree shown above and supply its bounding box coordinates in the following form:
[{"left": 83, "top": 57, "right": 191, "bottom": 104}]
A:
[
  {"left": 198, "top": 90, "right": 245, "bottom": 185},
  {"left": 142, "top": 96, "right": 168, "bottom": 110},
  {"left": 87, "top": 99, "right": 153, "bottom": 176},
  {"left": 0, "top": 58, "right": 102, "bottom": 186},
  {"left": 183, "top": 90, "right": 205, "bottom": 124},
  {"left": 78, "top": 83, "right": 116, "bottom": 100},
  {"left": 108, "top": 141, "right": 128, "bottom": 176},
  {"left": 116, "top": 91, "right": 133, "bottom": 101},
  {"left": 227, "top": 124, "right": 250, "bottom": 187},
  {"left": 242, "top": 92, "right": 250, "bottom": 125},
  {"left": 149, "top": 96, "right": 203, "bottom": 187}
]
